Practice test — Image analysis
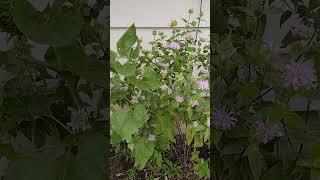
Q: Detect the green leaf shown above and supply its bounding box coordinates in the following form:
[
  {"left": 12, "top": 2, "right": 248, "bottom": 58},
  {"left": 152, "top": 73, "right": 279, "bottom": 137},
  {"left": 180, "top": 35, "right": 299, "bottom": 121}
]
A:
[
  {"left": 111, "top": 104, "right": 146, "bottom": 142},
  {"left": 212, "top": 0, "right": 227, "bottom": 35},
  {"left": 153, "top": 151, "right": 162, "bottom": 168},
  {"left": 6, "top": 157, "right": 56, "bottom": 180},
  {"left": 225, "top": 124, "right": 249, "bottom": 138},
  {"left": 111, "top": 60, "right": 136, "bottom": 76},
  {"left": 287, "top": 41, "right": 306, "bottom": 58},
  {"left": 221, "top": 140, "right": 247, "bottom": 156},
  {"left": 13, "top": 0, "right": 83, "bottom": 46},
  {"left": 212, "top": 129, "right": 222, "bottom": 147},
  {"left": 26, "top": 94, "right": 52, "bottom": 113},
  {"left": 0, "top": 144, "right": 16, "bottom": 159},
  {"left": 154, "top": 112, "right": 174, "bottom": 141},
  {"left": 204, "top": 128, "right": 210, "bottom": 142},
  {"left": 133, "top": 136, "right": 155, "bottom": 170},
  {"left": 73, "top": 133, "right": 106, "bottom": 180},
  {"left": 297, "top": 158, "right": 320, "bottom": 169},
  {"left": 237, "top": 83, "right": 259, "bottom": 107},
  {"left": 261, "top": 163, "right": 285, "bottom": 180},
  {"left": 194, "top": 159, "right": 210, "bottom": 177},
  {"left": 186, "top": 124, "right": 198, "bottom": 145},
  {"left": 309, "top": 143, "right": 320, "bottom": 159},
  {"left": 217, "top": 35, "right": 236, "bottom": 60},
  {"left": 54, "top": 154, "right": 77, "bottom": 180},
  {"left": 110, "top": 130, "right": 122, "bottom": 145},
  {"left": 283, "top": 112, "right": 305, "bottom": 129},
  {"left": 261, "top": 103, "right": 288, "bottom": 125},
  {"left": 117, "top": 24, "right": 138, "bottom": 57},
  {"left": 110, "top": 51, "right": 117, "bottom": 61},
  {"left": 110, "top": 90, "right": 126, "bottom": 102},
  {"left": 131, "top": 41, "right": 141, "bottom": 59},
  {"left": 0, "top": 52, "right": 21, "bottom": 73},
  {"left": 194, "top": 134, "right": 204, "bottom": 147},
  {"left": 243, "top": 144, "right": 265, "bottom": 180},
  {"left": 278, "top": 137, "right": 295, "bottom": 169},
  {"left": 55, "top": 44, "right": 107, "bottom": 87},
  {"left": 127, "top": 68, "right": 160, "bottom": 91}
]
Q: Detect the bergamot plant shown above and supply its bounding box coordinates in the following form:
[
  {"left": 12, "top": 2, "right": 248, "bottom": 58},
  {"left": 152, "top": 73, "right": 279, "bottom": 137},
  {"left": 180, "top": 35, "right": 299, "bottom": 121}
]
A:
[{"left": 110, "top": 9, "right": 210, "bottom": 179}]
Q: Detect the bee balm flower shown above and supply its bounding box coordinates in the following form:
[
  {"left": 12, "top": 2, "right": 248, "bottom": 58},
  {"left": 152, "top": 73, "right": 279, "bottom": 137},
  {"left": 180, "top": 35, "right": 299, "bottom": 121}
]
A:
[
  {"left": 255, "top": 121, "right": 283, "bottom": 144},
  {"left": 197, "top": 80, "right": 209, "bottom": 90},
  {"left": 290, "top": 19, "right": 313, "bottom": 39},
  {"left": 283, "top": 60, "right": 317, "bottom": 90},
  {"left": 212, "top": 108, "right": 238, "bottom": 130},
  {"left": 190, "top": 100, "right": 199, "bottom": 108},
  {"left": 164, "top": 42, "right": 180, "bottom": 50},
  {"left": 175, "top": 95, "right": 184, "bottom": 103},
  {"left": 200, "top": 67, "right": 209, "bottom": 74}
]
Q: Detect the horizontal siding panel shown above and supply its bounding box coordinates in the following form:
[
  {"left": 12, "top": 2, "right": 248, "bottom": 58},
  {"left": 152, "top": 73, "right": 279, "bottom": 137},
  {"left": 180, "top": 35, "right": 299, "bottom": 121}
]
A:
[
  {"left": 263, "top": 91, "right": 320, "bottom": 111},
  {"left": 110, "top": 0, "right": 210, "bottom": 28}
]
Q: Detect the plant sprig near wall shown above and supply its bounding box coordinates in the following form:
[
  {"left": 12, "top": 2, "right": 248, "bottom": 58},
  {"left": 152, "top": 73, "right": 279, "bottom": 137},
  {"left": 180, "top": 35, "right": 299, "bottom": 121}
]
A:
[
  {"left": 110, "top": 9, "right": 210, "bottom": 179},
  {"left": 0, "top": 0, "right": 108, "bottom": 179},
  {"left": 211, "top": 0, "right": 320, "bottom": 179}
]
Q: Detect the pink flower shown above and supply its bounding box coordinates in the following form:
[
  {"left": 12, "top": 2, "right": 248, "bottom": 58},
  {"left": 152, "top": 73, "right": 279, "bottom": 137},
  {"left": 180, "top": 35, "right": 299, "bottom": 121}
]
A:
[
  {"left": 290, "top": 19, "right": 314, "bottom": 39},
  {"left": 197, "top": 80, "right": 209, "bottom": 90},
  {"left": 190, "top": 100, "right": 199, "bottom": 107},
  {"left": 158, "top": 61, "right": 169, "bottom": 68},
  {"left": 175, "top": 95, "right": 184, "bottom": 103},
  {"left": 256, "top": 121, "right": 283, "bottom": 144},
  {"left": 283, "top": 60, "right": 317, "bottom": 90},
  {"left": 160, "top": 69, "right": 167, "bottom": 74},
  {"left": 212, "top": 108, "right": 238, "bottom": 130},
  {"left": 164, "top": 42, "right": 180, "bottom": 50},
  {"left": 200, "top": 67, "right": 209, "bottom": 74}
]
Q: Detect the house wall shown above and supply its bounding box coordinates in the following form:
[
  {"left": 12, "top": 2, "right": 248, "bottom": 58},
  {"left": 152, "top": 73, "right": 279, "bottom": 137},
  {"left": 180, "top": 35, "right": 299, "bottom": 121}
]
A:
[{"left": 110, "top": 0, "right": 210, "bottom": 50}]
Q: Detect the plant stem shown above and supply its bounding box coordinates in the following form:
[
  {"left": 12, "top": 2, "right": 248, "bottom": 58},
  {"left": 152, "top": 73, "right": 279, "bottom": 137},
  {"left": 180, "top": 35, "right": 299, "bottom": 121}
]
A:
[
  {"left": 43, "top": 110, "right": 74, "bottom": 134},
  {"left": 194, "top": 0, "right": 203, "bottom": 43},
  {"left": 253, "top": 0, "right": 261, "bottom": 39},
  {"left": 295, "top": 99, "right": 311, "bottom": 161},
  {"left": 17, "top": 55, "right": 59, "bottom": 72},
  {"left": 281, "top": 119, "right": 293, "bottom": 147}
]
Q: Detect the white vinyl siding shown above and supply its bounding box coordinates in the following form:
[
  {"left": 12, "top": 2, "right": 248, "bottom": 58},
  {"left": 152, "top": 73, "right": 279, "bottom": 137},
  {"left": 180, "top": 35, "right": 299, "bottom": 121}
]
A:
[{"left": 110, "top": 0, "right": 210, "bottom": 50}]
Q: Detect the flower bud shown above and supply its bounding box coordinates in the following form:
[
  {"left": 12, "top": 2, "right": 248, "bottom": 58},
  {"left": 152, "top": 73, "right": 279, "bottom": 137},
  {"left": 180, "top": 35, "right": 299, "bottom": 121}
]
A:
[
  {"left": 170, "top": 20, "right": 178, "bottom": 27},
  {"left": 152, "top": 30, "right": 157, "bottom": 36}
]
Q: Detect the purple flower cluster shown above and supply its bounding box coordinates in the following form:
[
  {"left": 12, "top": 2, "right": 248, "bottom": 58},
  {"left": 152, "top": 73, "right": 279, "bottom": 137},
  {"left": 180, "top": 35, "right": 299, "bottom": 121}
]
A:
[
  {"left": 197, "top": 80, "right": 209, "bottom": 90},
  {"left": 290, "top": 19, "right": 313, "bottom": 39},
  {"left": 212, "top": 108, "right": 238, "bottom": 130},
  {"left": 164, "top": 42, "right": 181, "bottom": 50},
  {"left": 283, "top": 60, "right": 317, "bottom": 90},
  {"left": 175, "top": 95, "right": 184, "bottom": 103},
  {"left": 255, "top": 121, "right": 283, "bottom": 144}
]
